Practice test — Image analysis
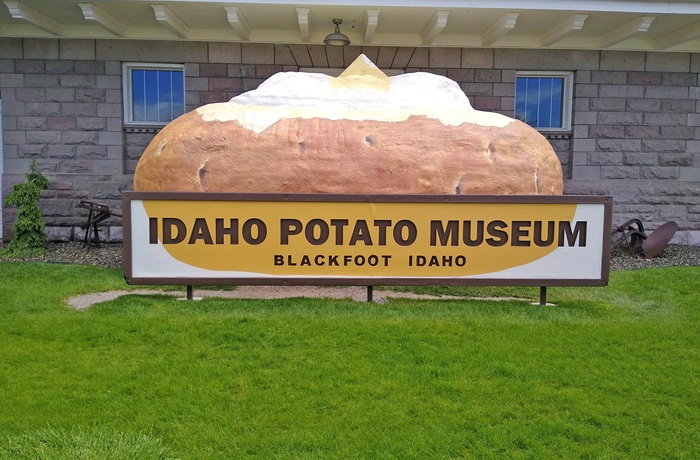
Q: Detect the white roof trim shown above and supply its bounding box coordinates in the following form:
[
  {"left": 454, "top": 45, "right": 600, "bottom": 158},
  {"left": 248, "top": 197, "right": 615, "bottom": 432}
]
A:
[
  {"left": 599, "top": 15, "right": 654, "bottom": 48},
  {"left": 79, "top": 3, "right": 127, "bottom": 37},
  {"left": 540, "top": 14, "right": 588, "bottom": 47},
  {"left": 152, "top": 4, "right": 190, "bottom": 39},
  {"left": 166, "top": 0, "right": 700, "bottom": 15},
  {"left": 421, "top": 10, "right": 449, "bottom": 45},
  {"left": 296, "top": 7, "right": 310, "bottom": 42},
  {"left": 364, "top": 9, "right": 380, "bottom": 44},
  {"left": 481, "top": 12, "right": 519, "bottom": 46},
  {"left": 4, "top": 0, "right": 64, "bottom": 36},
  {"left": 655, "top": 20, "right": 700, "bottom": 49}
]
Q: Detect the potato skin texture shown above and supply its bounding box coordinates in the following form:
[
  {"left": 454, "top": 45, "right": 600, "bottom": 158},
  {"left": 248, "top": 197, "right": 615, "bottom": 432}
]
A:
[{"left": 134, "top": 111, "right": 563, "bottom": 195}]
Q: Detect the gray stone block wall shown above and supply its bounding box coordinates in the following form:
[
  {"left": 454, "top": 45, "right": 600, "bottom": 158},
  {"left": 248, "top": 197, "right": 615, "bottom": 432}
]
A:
[
  {"left": 1, "top": 37, "right": 127, "bottom": 241},
  {"left": 565, "top": 49, "right": 700, "bottom": 244},
  {"left": 2, "top": 39, "right": 700, "bottom": 245}
]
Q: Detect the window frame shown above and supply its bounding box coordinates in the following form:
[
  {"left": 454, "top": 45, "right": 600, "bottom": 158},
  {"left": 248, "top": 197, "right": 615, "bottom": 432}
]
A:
[
  {"left": 514, "top": 71, "right": 573, "bottom": 133},
  {"left": 122, "top": 62, "right": 185, "bottom": 126}
]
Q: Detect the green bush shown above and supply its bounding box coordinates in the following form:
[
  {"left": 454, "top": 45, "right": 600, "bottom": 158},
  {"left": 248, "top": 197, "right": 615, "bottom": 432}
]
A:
[{"left": 3, "top": 160, "right": 49, "bottom": 257}]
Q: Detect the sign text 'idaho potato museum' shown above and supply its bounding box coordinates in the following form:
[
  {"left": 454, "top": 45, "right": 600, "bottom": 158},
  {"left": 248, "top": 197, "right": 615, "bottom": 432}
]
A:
[{"left": 123, "top": 193, "right": 611, "bottom": 286}]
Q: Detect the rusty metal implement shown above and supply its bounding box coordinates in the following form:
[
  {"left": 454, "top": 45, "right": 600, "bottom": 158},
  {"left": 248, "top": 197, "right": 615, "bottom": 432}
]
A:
[
  {"left": 641, "top": 221, "right": 678, "bottom": 259},
  {"left": 611, "top": 219, "right": 677, "bottom": 259},
  {"left": 78, "top": 200, "right": 122, "bottom": 247}
]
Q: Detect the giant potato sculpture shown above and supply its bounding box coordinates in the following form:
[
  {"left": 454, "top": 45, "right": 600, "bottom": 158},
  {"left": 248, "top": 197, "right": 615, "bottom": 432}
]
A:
[{"left": 134, "top": 55, "right": 563, "bottom": 195}]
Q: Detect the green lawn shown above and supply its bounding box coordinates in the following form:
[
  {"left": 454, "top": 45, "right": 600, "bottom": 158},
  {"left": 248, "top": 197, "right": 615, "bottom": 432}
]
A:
[{"left": 1, "top": 262, "right": 698, "bottom": 459}]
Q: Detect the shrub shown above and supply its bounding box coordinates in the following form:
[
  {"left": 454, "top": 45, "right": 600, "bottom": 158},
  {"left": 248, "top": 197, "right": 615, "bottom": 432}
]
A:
[{"left": 3, "top": 160, "right": 49, "bottom": 257}]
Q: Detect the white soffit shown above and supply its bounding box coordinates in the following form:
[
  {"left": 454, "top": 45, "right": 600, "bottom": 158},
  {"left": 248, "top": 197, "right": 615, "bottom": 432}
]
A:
[
  {"left": 296, "top": 7, "right": 309, "bottom": 42},
  {"left": 151, "top": 4, "right": 190, "bottom": 39},
  {"left": 364, "top": 9, "right": 380, "bottom": 44},
  {"left": 480, "top": 12, "right": 519, "bottom": 46},
  {"left": 226, "top": 6, "right": 251, "bottom": 41},
  {"left": 3, "top": 0, "right": 64, "bottom": 35},
  {"left": 78, "top": 3, "right": 127, "bottom": 37},
  {"left": 1, "top": 0, "right": 700, "bottom": 51}
]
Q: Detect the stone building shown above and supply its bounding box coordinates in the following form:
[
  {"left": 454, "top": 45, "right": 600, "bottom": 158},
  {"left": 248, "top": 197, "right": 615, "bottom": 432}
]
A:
[{"left": 2, "top": 1, "right": 700, "bottom": 244}]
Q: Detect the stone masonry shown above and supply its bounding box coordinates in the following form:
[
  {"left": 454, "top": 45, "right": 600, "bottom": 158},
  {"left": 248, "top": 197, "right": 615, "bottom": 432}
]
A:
[{"left": 1, "top": 38, "right": 700, "bottom": 244}]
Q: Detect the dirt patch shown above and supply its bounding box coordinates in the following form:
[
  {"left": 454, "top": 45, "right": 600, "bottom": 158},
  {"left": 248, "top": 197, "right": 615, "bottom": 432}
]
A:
[{"left": 66, "top": 285, "right": 526, "bottom": 310}]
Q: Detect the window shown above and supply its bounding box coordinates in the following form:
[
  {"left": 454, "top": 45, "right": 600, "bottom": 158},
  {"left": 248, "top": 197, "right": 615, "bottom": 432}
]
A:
[
  {"left": 515, "top": 72, "right": 572, "bottom": 131},
  {"left": 123, "top": 63, "right": 185, "bottom": 125}
]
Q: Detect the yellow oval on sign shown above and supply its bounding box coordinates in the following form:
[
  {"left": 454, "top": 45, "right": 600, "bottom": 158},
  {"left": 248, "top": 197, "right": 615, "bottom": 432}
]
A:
[{"left": 142, "top": 199, "right": 579, "bottom": 278}]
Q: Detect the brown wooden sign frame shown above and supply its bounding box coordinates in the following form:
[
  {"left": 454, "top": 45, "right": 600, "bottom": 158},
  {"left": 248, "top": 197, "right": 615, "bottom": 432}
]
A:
[{"left": 123, "top": 192, "right": 612, "bottom": 288}]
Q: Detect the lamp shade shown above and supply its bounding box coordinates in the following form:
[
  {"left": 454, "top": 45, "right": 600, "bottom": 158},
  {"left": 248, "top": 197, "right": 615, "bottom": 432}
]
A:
[{"left": 324, "top": 19, "right": 350, "bottom": 46}]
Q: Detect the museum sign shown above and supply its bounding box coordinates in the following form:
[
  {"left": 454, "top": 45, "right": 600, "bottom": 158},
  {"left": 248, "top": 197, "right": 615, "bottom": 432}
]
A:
[{"left": 123, "top": 193, "right": 611, "bottom": 287}]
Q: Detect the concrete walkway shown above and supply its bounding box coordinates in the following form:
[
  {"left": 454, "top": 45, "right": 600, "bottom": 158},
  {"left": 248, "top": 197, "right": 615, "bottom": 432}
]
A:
[{"left": 66, "top": 286, "right": 530, "bottom": 310}]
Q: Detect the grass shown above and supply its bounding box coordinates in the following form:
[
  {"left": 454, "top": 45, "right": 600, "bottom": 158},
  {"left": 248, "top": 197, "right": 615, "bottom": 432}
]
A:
[
  {"left": 0, "top": 262, "right": 698, "bottom": 459},
  {"left": 0, "top": 426, "right": 174, "bottom": 460}
]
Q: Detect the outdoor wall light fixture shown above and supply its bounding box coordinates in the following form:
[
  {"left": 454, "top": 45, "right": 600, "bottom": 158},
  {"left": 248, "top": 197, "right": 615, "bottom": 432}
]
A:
[{"left": 324, "top": 18, "right": 351, "bottom": 46}]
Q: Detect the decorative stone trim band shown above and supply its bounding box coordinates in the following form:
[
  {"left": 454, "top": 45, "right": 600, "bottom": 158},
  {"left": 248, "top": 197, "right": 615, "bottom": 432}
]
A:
[
  {"left": 124, "top": 127, "right": 162, "bottom": 134},
  {"left": 543, "top": 133, "right": 572, "bottom": 140}
]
